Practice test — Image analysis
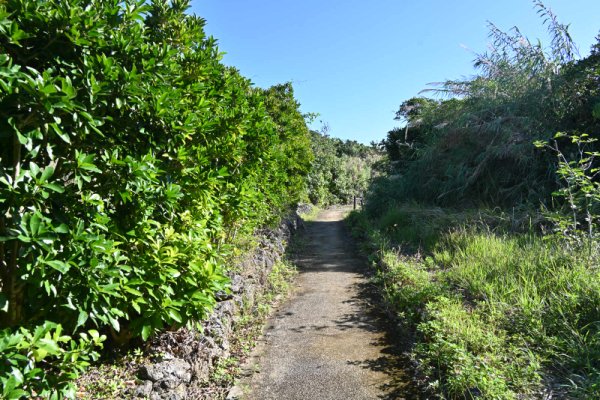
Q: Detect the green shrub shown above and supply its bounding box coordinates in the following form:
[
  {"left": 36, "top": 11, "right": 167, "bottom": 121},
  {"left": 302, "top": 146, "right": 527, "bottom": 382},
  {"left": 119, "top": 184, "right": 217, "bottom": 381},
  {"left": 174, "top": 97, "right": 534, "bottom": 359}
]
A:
[
  {"left": 0, "top": 322, "right": 105, "bottom": 399},
  {"left": 307, "top": 131, "right": 381, "bottom": 206},
  {"left": 0, "top": 0, "right": 312, "bottom": 394},
  {"left": 377, "top": 7, "right": 599, "bottom": 209}
]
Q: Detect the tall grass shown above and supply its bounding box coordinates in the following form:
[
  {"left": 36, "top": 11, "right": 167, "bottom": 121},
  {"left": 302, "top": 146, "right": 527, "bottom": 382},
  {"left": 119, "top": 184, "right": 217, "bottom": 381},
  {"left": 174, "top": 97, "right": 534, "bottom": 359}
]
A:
[{"left": 348, "top": 206, "right": 600, "bottom": 398}]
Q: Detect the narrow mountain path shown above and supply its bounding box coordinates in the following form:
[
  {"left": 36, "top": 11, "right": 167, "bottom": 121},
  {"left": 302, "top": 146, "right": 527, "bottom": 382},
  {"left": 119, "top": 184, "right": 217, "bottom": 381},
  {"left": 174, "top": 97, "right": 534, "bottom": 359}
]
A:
[{"left": 233, "top": 207, "right": 419, "bottom": 400}]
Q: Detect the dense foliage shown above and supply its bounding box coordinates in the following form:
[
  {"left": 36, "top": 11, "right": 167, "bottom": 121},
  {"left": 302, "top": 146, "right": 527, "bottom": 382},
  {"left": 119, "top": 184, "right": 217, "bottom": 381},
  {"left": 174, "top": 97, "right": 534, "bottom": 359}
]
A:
[
  {"left": 352, "top": 4, "right": 600, "bottom": 398},
  {"left": 378, "top": 5, "right": 599, "bottom": 208},
  {"left": 0, "top": 0, "right": 311, "bottom": 397},
  {"left": 306, "top": 131, "right": 381, "bottom": 206}
]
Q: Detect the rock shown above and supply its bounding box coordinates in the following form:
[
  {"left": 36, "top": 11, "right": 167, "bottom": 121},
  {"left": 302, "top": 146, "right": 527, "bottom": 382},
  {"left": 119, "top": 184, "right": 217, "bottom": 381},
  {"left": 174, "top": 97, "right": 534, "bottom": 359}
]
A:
[
  {"left": 133, "top": 380, "right": 153, "bottom": 398},
  {"left": 296, "top": 203, "right": 312, "bottom": 215},
  {"left": 220, "top": 336, "right": 230, "bottom": 352},
  {"left": 150, "top": 389, "right": 186, "bottom": 400},
  {"left": 138, "top": 358, "right": 192, "bottom": 384},
  {"left": 264, "top": 254, "right": 274, "bottom": 269},
  {"left": 244, "top": 284, "right": 256, "bottom": 305},
  {"left": 217, "top": 299, "right": 236, "bottom": 317},
  {"left": 174, "top": 384, "right": 187, "bottom": 398},
  {"left": 160, "top": 352, "right": 175, "bottom": 361},
  {"left": 138, "top": 365, "right": 161, "bottom": 382},
  {"left": 226, "top": 385, "right": 244, "bottom": 400},
  {"left": 157, "top": 377, "right": 179, "bottom": 390},
  {"left": 230, "top": 274, "right": 244, "bottom": 293},
  {"left": 215, "top": 290, "right": 234, "bottom": 302},
  {"left": 192, "top": 359, "right": 211, "bottom": 383}
]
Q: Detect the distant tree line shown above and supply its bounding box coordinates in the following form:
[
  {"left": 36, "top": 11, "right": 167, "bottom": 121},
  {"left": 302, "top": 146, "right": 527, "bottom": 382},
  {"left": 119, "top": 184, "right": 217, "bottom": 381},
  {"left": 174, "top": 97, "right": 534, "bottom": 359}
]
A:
[{"left": 306, "top": 130, "right": 382, "bottom": 206}]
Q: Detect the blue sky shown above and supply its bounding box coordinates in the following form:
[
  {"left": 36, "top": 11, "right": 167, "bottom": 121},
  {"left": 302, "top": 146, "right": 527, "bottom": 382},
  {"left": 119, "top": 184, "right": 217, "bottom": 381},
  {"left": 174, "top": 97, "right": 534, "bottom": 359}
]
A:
[{"left": 190, "top": 1, "right": 600, "bottom": 144}]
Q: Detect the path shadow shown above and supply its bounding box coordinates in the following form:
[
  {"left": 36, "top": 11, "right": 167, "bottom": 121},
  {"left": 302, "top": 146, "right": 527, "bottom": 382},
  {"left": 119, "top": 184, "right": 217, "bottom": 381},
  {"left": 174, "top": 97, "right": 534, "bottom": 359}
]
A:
[
  {"left": 286, "top": 217, "right": 429, "bottom": 399},
  {"left": 342, "top": 278, "right": 425, "bottom": 399}
]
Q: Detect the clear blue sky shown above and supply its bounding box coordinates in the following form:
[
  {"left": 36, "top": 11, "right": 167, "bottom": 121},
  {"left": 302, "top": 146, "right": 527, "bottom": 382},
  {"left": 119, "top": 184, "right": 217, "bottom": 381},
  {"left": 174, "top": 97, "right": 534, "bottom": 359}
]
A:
[{"left": 190, "top": 1, "right": 600, "bottom": 144}]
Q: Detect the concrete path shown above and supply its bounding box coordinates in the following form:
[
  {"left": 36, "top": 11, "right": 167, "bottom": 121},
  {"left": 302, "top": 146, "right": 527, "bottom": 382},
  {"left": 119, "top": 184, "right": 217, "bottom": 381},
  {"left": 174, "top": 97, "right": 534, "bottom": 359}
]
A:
[{"left": 234, "top": 208, "right": 418, "bottom": 400}]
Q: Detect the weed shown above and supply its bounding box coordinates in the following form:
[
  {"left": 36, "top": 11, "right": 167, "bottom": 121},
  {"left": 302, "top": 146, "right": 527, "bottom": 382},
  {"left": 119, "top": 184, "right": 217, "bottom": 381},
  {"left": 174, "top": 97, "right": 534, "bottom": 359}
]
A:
[{"left": 348, "top": 204, "right": 600, "bottom": 398}]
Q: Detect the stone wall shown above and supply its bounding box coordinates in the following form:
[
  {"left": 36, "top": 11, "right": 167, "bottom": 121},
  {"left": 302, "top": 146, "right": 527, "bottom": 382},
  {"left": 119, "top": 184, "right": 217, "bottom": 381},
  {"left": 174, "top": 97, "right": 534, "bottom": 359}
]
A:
[{"left": 131, "top": 213, "right": 301, "bottom": 400}]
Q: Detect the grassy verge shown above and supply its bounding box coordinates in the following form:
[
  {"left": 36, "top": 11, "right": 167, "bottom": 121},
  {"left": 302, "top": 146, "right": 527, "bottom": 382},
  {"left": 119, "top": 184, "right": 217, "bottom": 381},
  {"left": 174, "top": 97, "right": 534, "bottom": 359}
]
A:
[{"left": 347, "top": 205, "right": 600, "bottom": 399}]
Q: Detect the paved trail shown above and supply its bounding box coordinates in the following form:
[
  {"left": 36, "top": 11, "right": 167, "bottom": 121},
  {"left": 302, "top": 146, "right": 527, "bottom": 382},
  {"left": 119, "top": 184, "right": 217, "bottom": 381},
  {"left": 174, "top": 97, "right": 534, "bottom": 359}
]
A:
[{"left": 235, "top": 208, "right": 418, "bottom": 400}]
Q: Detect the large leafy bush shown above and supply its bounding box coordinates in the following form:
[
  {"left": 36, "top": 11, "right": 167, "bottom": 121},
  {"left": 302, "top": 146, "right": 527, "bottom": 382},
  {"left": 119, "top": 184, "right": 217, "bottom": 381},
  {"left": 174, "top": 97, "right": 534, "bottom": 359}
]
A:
[{"left": 0, "top": 0, "right": 311, "bottom": 396}]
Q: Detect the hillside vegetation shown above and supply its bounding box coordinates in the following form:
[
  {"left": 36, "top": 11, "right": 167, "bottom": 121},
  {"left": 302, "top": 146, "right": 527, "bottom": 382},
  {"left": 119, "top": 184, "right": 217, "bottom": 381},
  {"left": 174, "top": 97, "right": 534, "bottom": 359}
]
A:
[
  {"left": 0, "top": 0, "right": 312, "bottom": 397},
  {"left": 350, "top": 4, "right": 600, "bottom": 398},
  {"left": 306, "top": 130, "right": 382, "bottom": 206}
]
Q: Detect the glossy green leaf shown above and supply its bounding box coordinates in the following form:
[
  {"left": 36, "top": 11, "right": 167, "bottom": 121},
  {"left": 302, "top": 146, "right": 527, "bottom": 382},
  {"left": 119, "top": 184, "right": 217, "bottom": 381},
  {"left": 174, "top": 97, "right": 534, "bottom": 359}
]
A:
[
  {"left": 42, "top": 183, "right": 64, "bottom": 193},
  {"left": 45, "top": 260, "right": 70, "bottom": 274},
  {"left": 141, "top": 324, "right": 152, "bottom": 341},
  {"left": 167, "top": 309, "right": 182, "bottom": 323}
]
